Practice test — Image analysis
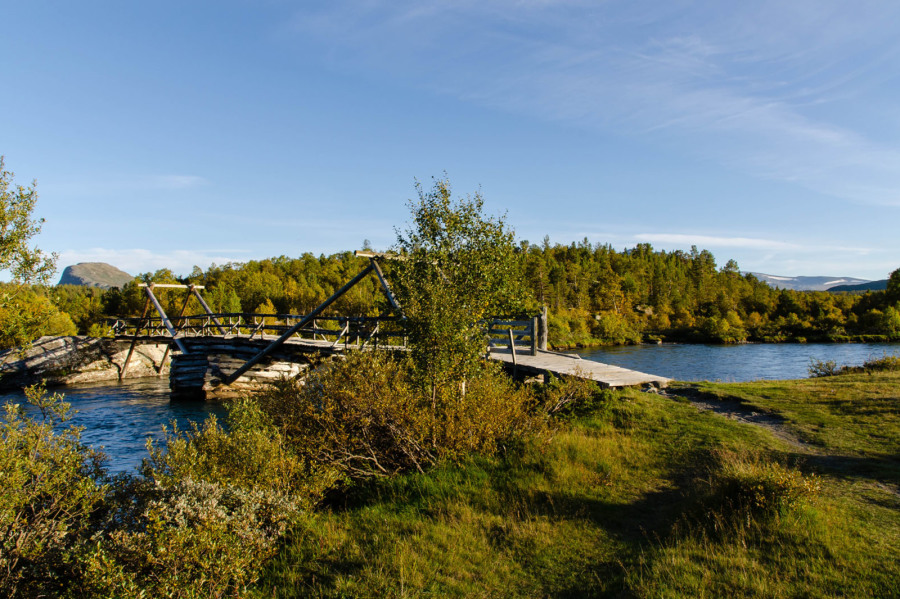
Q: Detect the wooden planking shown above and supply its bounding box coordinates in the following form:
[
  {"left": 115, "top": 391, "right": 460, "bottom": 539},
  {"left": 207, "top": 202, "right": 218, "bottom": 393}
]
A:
[
  {"left": 488, "top": 348, "right": 670, "bottom": 389},
  {"left": 121, "top": 335, "right": 669, "bottom": 390}
]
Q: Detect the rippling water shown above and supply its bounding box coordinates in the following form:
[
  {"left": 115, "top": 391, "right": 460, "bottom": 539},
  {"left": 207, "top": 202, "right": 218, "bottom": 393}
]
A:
[
  {"left": 574, "top": 342, "right": 900, "bottom": 382},
  {"left": 1, "top": 377, "right": 227, "bottom": 474}
]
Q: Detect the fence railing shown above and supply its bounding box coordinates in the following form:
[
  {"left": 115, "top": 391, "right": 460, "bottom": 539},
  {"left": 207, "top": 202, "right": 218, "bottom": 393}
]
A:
[
  {"left": 107, "top": 313, "right": 407, "bottom": 349},
  {"left": 108, "top": 310, "right": 548, "bottom": 355},
  {"left": 484, "top": 311, "right": 548, "bottom": 357}
]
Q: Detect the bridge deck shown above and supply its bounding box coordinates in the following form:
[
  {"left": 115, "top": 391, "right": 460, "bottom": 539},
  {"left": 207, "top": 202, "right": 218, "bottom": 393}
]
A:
[
  {"left": 488, "top": 348, "right": 670, "bottom": 389},
  {"left": 119, "top": 335, "right": 670, "bottom": 389}
]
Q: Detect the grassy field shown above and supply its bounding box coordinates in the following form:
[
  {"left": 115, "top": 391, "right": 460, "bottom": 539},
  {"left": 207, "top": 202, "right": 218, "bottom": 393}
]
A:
[{"left": 252, "top": 372, "right": 900, "bottom": 598}]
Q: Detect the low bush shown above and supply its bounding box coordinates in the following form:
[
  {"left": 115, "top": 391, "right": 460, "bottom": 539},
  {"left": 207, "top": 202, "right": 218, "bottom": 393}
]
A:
[
  {"left": 83, "top": 476, "right": 302, "bottom": 598},
  {"left": 541, "top": 370, "right": 606, "bottom": 418},
  {"left": 808, "top": 358, "right": 839, "bottom": 377},
  {"left": 145, "top": 395, "right": 338, "bottom": 502},
  {"left": 1, "top": 385, "right": 327, "bottom": 598},
  {"left": 258, "top": 352, "right": 545, "bottom": 479},
  {"left": 861, "top": 353, "right": 900, "bottom": 372},
  {"left": 705, "top": 450, "right": 820, "bottom": 517},
  {"left": 809, "top": 353, "right": 900, "bottom": 377},
  {"left": 0, "top": 384, "right": 106, "bottom": 597}
]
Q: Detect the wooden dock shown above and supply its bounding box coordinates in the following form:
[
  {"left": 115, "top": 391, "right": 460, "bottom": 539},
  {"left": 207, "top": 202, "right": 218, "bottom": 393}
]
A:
[{"left": 488, "top": 348, "right": 670, "bottom": 389}]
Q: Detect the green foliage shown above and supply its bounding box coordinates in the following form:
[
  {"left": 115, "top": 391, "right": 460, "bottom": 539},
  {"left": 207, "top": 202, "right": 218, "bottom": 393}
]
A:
[
  {"left": 145, "top": 396, "right": 336, "bottom": 503},
  {"left": 0, "top": 284, "right": 77, "bottom": 349},
  {"left": 0, "top": 158, "right": 56, "bottom": 287},
  {"left": 541, "top": 371, "right": 606, "bottom": 417},
  {"left": 258, "top": 352, "right": 543, "bottom": 479},
  {"left": 0, "top": 386, "right": 332, "bottom": 597},
  {"left": 256, "top": 379, "right": 898, "bottom": 599},
  {"left": 808, "top": 357, "right": 840, "bottom": 377},
  {"left": 84, "top": 476, "right": 301, "bottom": 598},
  {"left": 809, "top": 353, "right": 900, "bottom": 377},
  {"left": 0, "top": 384, "right": 106, "bottom": 597},
  {"left": 392, "top": 177, "right": 526, "bottom": 393},
  {"left": 0, "top": 159, "right": 60, "bottom": 352}
]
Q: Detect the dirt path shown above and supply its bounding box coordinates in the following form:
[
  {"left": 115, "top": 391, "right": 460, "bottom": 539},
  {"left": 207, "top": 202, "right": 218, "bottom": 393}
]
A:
[
  {"left": 656, "top": 387, "right": 819, "bottom": 454},
  {"left": 654, "top": 387, "right": 900, "bottom": 500}
]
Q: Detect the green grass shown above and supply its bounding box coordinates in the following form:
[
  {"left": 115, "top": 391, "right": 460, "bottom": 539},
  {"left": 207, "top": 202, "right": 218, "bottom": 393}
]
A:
[
  {"left": 681, "top": 371, "right": 900, "bottom": 480},
  {"left": 252, "top": 375, "right": 900, "bottom": 598}
]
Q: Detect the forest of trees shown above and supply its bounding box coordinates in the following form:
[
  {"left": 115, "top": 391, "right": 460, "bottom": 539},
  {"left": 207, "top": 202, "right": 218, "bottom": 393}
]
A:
[{"left": 7, "top": 242, "right": 900, "bottom": 350}]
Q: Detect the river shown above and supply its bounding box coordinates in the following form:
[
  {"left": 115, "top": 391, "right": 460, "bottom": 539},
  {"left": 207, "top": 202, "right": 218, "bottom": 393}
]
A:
[
  {"left": 574, "top": 341, "right": 900, "bottom": 382},
  {"left": 3, "top": 342, "right": 899, "bottom": 473},
  {"left": 1, "top": 377, "right": 226, "bottom": 474}
]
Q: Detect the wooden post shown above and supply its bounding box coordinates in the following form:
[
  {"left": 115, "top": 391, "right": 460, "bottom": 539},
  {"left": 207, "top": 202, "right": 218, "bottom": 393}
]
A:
[
  {"left": 370, "top": 258, "right": 404, "bottom": 316},
  {"left": 539, "top": 306, "right": 549, "bottom": 351},
  {"left": 120, "top": 297, "right": 151, "bottom": 381},
  {"left": 508, "top": 327, "right": 518, "bottom": 378},
  {"left": 157, "top": 288, "right": 194, "bottom": 374},
  {"left": 191, "top": 286, "right": 227, "bottom": 335},
  {"left": 143, "top": 285, "right": 189, "bottom": 354},
  {"left": 531, "top": 316, "right": 538, "bottom": 356}
]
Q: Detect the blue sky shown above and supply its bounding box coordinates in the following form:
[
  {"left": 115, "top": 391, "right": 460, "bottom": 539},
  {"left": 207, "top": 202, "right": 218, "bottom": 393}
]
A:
[{"left": 2, "top": 1, "right": 898, "bottom": 280}]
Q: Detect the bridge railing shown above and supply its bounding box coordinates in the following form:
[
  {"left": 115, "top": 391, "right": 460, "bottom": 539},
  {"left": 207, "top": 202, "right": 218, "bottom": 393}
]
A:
[
  {"left": 108, "top": 310, "right": 549, "bottom": 355},
  {"left": 484, "top": 309, "right": 548, "bottom": 357},
  {"left": 107, "top": 313, "right": 408, "bottom": 349},
  {"left": 485, "top": 318, "right": 539, "bottom": 356}
]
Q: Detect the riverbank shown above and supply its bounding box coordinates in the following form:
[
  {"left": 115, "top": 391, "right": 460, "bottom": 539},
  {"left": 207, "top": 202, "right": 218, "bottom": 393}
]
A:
[
  {"left": 3, "top": 358, "right": 897, "bottom": 596},
  {"left": 550, "top": 332, "right": 900, "bottom": 351},
  {"left": 252, "top": 367, "right": 899, "bottom": 597}
]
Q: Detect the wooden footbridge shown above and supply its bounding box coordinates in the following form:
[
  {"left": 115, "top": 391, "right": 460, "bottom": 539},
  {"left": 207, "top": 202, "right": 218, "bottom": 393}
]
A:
[{"left": 112, "top": 254, "right": 669, "bottom": 398}]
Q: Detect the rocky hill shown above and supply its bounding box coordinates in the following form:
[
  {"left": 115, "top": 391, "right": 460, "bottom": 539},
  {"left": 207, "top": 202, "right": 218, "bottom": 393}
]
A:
[{"left": 57, "top": 262, "right": 134, "bottom": 289}]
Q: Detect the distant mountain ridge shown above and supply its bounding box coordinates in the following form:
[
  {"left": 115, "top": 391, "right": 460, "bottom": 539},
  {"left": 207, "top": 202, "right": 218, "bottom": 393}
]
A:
[
  {"left": 748, "top": 272, "right": 871, "bottom": 291},
  {"left": 827, "top": 279, "right": 888, "bottom": 292},
  {"left": 58, "top": 262, "right": 134, "bottom": 289}
]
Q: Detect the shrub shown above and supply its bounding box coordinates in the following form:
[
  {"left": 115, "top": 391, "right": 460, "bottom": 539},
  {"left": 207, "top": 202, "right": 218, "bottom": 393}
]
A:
[
  {"left": 83, "top": 476, "right": 301, "bottom": 598},
  {"left": 0, "top": 384, "right": 106, "bottom": 597},
  {"left": 1, "top": 385, "right": 327, "bottom": 598},
  {"left": 808, "top": 358, "right": 839, "bottom": 377},
  {"left": 542, "top": 370, "right": 605, "bottom": 417},
  {"left": 809, "top": 353, "right": 900, "bottom": 377},
  {"left": 77, "top": 395, "right": 338, "bottom": 597},
  {"left": 145, "top": 395, "right": 338, "bottom": 503},
  {"left": 258, "top": 352, "right": 544, "bottom": 479},
  {"left": 706, "top": 450, "right": 820, "bottom": 517},
  {"left": 862, "top": 353, "right": 900, "bottom": 372}
]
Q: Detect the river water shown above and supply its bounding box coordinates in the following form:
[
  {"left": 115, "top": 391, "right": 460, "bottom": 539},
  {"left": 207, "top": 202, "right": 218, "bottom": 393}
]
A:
[
  {"left": 574, "top": 341, "right": 900, "bottom": 382},
  {"left": 1, "top": 377, "right": 226, "bottom": 474},
  {"left": 3, "top": 342, "right": 899, "bottom": 473}
]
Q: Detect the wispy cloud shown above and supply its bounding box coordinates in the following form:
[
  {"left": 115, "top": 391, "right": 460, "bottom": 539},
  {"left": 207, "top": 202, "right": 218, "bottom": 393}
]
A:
[
  {"left": 634, "top": 233, "right": 797, "bottom": 250},
  {"left": 43, "top": 173, "right": 210, "bottom": 198},
  {"left": 57, "top": 248, "right": 249, "bottom": 277},
  {"left": 284, "top": 0, "right": 900, "bottom": 206},
  {"left": 152, "top": 175, "right": 209, "bottom": 190}
]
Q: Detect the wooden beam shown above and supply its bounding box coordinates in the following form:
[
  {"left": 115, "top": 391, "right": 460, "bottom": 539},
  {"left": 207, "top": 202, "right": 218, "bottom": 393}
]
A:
[
  {"left": 508, "top": 328, "right": 518, "bottom": 378},
  {"left": 224, "top": 263, "right": 376, "bottom": 384},
  {"left": 369, "top": 258, "right": 404, "bottom": 316},
  {"left": 120, "top": 296, "right": 150, "bottom": 381},
  {"left": 157, "top": 289, "right": 193, "bottom": 373},
  {"left": 144, "top": 285, "right": 188, "bottom": 354},
  {"left": 354, "top": 250, "right": 405, "bottom": 261},
  {"left": 191, "top": 286, "right": 227, "bottom": 335}
]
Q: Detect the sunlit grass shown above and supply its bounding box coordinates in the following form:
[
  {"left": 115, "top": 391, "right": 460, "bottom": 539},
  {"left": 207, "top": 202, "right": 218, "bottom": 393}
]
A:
[{"left": 254, "top": 376, "right": 900, "bottom": 598}]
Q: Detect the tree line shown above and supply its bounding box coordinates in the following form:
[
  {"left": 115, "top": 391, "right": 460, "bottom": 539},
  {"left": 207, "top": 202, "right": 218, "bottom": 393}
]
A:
[{"left": 7, "top": 243, "right": 898, "bottom": 350}]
